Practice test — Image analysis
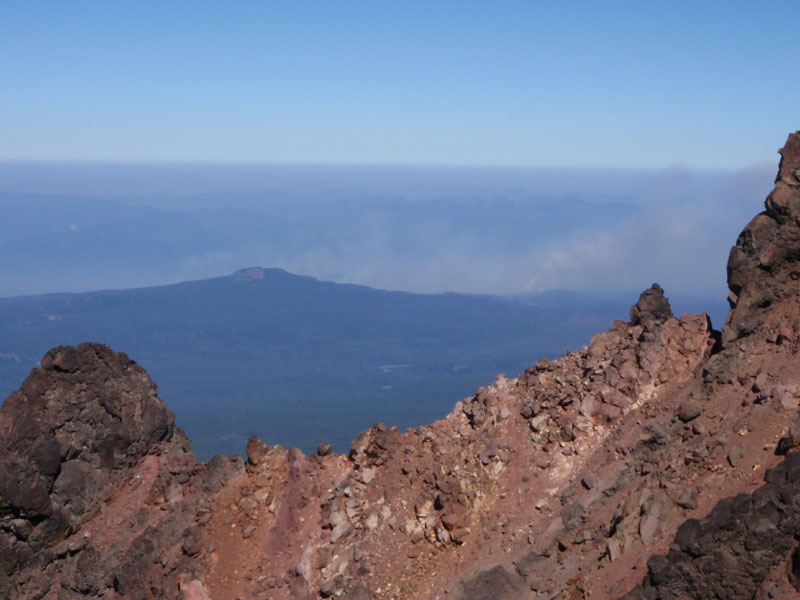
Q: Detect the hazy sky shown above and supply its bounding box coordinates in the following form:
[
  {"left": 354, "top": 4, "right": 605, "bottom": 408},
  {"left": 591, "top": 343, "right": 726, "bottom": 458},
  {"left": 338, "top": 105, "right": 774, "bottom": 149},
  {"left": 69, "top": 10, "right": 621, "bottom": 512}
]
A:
[{"left": 1, "top": 2, "right": 797, "bottom": 168}]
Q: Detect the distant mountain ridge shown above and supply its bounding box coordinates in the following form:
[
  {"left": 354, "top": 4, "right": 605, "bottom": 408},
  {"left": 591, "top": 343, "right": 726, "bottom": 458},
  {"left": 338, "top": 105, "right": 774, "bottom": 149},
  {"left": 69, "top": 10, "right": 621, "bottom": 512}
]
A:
[
  {"left": 0, "top": 190, "right": 640, "bottom": 297},
  {"left": 0, "top": 266, "right": 626, "bottom": 458}
]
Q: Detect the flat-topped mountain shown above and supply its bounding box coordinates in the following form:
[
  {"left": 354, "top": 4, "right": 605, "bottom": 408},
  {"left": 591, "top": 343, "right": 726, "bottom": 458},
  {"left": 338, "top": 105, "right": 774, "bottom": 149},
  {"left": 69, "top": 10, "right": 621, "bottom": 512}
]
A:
[
  {"left": 0, "top": 267, "right": 623, "bottom": 458},
  {"left": 2, "top": 131, "right": 800, "bottom": 599}
]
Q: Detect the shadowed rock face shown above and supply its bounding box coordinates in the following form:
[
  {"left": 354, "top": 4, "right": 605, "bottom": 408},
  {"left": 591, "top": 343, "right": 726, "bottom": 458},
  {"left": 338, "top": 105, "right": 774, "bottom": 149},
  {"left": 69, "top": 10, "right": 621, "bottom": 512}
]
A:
[
  {"left": 4, "top": 133, "right": 800, "bottom": 600},
  {"left": 0, "top": 343, "right": 231, "bottom": 599},
  {"left": 725, "top": 131, "right": 800, "bottom": 345},
  {"left": 623, "top": 453, "right": 800, "bottom": 600},
  {"left": 630, "top": 284, "right": 674, "bottom": 329},
  {"left": 617, "top": 130, "right": 800, "bottom": 600},
  {"left": 0, "top": 344, "right": 173, "bottom": 546}
]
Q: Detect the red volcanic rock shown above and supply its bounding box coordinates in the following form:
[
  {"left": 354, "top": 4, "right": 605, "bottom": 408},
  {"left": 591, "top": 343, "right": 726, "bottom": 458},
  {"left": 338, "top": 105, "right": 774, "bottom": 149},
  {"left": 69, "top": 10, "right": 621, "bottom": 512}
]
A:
[
  {"left": 231, "top": 266, "right": 268, "bottom": 282},
  {"left": 678, "top": 399, "right": 702, "bottom": 422}
]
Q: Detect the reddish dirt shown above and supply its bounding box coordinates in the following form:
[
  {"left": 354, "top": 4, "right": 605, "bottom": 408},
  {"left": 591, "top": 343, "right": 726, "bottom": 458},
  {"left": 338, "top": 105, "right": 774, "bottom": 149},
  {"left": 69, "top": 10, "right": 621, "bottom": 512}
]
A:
[
  {"left": 203, "top": 446, "right": 351, "bottom": 600},
  {"left": 78, "top": 454, "right": 162, "bottom": 546}
]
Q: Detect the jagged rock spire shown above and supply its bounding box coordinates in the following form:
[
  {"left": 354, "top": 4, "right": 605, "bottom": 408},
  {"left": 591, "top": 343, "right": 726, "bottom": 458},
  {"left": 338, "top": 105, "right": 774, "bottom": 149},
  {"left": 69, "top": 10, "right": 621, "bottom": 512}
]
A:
[
  {"left": 724, "top": 131, "right": 800, "bottom": 344},
  {"left": 630, "top": 283, "right": 674, "bottom": 328}
]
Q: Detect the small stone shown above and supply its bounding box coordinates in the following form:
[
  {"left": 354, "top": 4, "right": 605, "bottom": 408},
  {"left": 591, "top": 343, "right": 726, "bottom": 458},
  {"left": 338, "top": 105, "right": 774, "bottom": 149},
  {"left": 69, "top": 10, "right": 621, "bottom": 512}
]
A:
[
  {"left": 241, "top": 524, "right": 256, "bottom": 539},
  {"left": 573, "top": 530, "right": 592, "bottom": 544},
  {"left": 728, "top": 446, "right": 746, "bottom": 467},
  {"left": 638, "top": 491, "right": 672, "bottom": 544},
  {"left": 246, "top": 436, "right": 270, "bottom": 466},
  {"left": 8, "top": 519, "right": 32, "bottom": 542},
  {"left": 269, "top": 497, "right": 280, "bottom": 514},
  {"left": 330, "top": 522, "right": 352, "bottom": 543},
  {"left": 561, "top": 501, "right": 584, "bottom": 531},
  {"left": 359, "top": 467, "right": 376, "bottom": 484},
  {"left": 67, "top": 534, "right": 89, "bottom": 553},
  {"left": 777, "top": 415, "right": 800, "bottom": 454},
  {"left": 319, "top": 575, "right": 343, "bottom": 597},
  {"left": 675, "top": 486, "right": 699, "bottom": 510},
  {"left": 436, "top": 527, "right": 451, "bottom": 545},
  {"left": 752, "top": 372, "right": 767, "bottom": 393},
  {"left": 317, "top": 443, "right": 333, "bottom": 456},
  {"left": 530, "top": 414, "right": 549, "bottom": 433},
  {"left": 780, "top": 394, "right": 799, "bottom": 411},
  {"left": 678, "top": 400, "right": 702, "bottom": 423},
  {"left": 579, "top": 397, "right": 598, "bottom": 418}
]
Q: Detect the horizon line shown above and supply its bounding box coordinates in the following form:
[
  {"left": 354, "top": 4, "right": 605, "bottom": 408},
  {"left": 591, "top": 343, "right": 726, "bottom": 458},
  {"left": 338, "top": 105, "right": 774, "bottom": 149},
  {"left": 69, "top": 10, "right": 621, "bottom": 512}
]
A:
[{"left": 0, "top": 157, "right": 778, "bottom": 173}]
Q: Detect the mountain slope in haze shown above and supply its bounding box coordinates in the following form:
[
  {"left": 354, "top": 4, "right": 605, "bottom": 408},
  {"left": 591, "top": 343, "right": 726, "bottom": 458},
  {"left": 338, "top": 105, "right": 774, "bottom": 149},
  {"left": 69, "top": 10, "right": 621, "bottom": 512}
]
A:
[
  {"left": 0, "top": 191, "right": 639, "bottom": 297},
  {"left": 0, "top": 267, "right": 621, "bottom": 458}
]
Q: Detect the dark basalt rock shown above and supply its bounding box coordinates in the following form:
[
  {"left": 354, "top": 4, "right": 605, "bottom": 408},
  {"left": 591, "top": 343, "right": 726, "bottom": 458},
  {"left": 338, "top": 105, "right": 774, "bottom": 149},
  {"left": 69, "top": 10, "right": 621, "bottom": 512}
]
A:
[
  {"left": 0, "top": 343, "right": 200, "bottom": 599},
  {"left": 452, "top": 564, "right": 526, "bottom": 600},
  {"left": 724, "top": 131, "right": 800, "bottom": 345},
  {"left": 0, "top": 344, "right": 174, "bottom": 524},
  {"left": 630, "top": 284, "right": 674, "bottom": 329},
  {"left": 623, "top": 453, "right": 800, "bottom": 599}
]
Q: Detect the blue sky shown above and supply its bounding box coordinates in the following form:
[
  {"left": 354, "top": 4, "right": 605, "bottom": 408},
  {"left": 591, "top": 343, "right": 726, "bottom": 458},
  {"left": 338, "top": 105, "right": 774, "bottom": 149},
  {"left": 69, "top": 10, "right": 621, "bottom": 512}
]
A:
[{"left": 1, "top": 1, "right": 797, "bottom": 167}]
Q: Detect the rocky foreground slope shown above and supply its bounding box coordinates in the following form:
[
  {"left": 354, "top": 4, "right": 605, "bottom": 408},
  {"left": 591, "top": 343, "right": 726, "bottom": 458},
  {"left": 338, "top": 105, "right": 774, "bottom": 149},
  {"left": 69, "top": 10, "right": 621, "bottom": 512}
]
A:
[{"left": 2, "top": 131, "right": 800, "bottom": 599}]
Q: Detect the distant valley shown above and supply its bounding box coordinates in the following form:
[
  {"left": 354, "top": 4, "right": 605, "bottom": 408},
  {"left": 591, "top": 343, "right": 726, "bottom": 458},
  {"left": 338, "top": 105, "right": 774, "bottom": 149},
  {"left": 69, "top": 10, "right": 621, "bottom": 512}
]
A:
[
  {"left": 0, "top": 266, "right": 726, "bottom": 458},
  {"left": 0, "top": 188, "right": 731, "bottom": 459}
]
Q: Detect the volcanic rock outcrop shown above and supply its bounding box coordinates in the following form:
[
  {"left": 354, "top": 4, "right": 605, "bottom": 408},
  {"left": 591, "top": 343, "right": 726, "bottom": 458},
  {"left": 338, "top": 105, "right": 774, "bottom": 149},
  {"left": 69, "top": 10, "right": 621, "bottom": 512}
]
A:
[
  {"left": 2, "top": 131, "right": 800, "bottom": 599},
  {"left": 725, "top": 131, "right": 800, "bottom": 345},
  {"left": 0, "top": 345, "right": 243, "bottom": 599}
]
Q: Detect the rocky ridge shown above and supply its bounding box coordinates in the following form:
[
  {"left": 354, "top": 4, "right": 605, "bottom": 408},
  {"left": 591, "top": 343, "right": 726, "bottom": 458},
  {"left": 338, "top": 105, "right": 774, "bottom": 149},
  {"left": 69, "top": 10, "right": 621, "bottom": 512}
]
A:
[{"left": 1, "top": 131, "right": 800, "bottom": 599}]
